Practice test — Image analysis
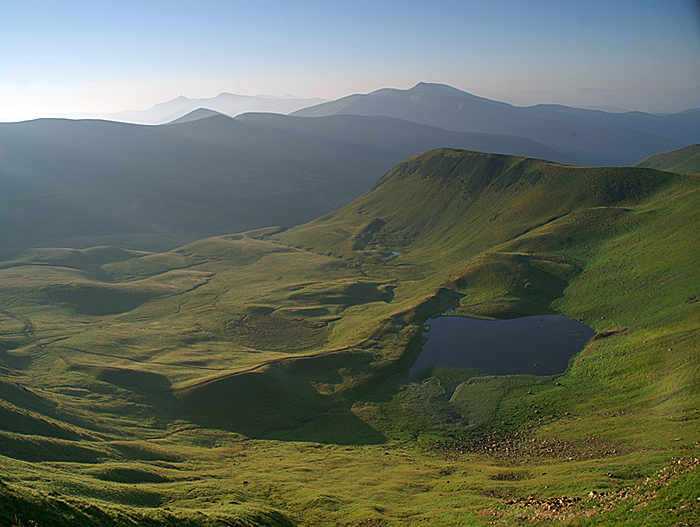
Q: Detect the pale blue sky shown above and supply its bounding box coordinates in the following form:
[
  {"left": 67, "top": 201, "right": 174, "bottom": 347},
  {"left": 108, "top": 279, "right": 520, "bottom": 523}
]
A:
[{"left": 1, "top": 0, "right": 699, "bottom": 120}]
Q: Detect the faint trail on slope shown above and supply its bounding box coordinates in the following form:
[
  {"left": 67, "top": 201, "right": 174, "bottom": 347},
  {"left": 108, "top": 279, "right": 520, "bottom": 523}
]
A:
[
  {"left": 0, "top": 308, "right": 39, "bottom": 345},
  {"left": 0, "top": 308, "right": 74, "bottom": 366},
  {"left": 55, "top": 345, "right": 226, "bottom": 371}
]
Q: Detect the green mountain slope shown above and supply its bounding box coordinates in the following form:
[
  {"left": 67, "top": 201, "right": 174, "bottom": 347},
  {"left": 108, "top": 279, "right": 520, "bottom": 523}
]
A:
[
  {"left": 292, "top": 82, "right": 691, "bottom": 166},
  {"left": 0, "top": 150, "right": 698, "bottom": 525},
  {"left": 0, "top": 113, "right": 565, "bottom": 256},
  {"left": 633, "top": 143, "right": 700, "bottom": 174}
]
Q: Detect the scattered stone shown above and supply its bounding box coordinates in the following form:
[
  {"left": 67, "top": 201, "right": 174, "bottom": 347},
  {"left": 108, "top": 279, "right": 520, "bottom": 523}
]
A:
[
  {"left": 482, "top": 459, "right": 700, "bottom": 522},
  {"left": 426, "top": 430, "right": 625, "bottom": 462}
]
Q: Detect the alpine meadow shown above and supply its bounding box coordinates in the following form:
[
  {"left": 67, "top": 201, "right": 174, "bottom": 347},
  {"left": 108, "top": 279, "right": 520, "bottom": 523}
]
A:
[{"left": 1, "top": 2, "right": 700, "bottom": 526}]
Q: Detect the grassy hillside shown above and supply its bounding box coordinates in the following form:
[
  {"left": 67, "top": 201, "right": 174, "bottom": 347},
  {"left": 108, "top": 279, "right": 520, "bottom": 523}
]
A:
[
  {"left": 0, "top": 149, "right": 698, "bottom": 525},
  {"left": 633, "top": 144, "right": 700, "bottom": 174},
  {"left": 0, "top": 114, "right": 565, "bottom": 256}
]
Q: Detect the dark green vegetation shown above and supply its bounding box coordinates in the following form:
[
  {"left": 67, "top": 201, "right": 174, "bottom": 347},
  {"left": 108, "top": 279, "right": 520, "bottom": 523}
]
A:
[
  {"left": 0, "top": 112, "right": 563, "bottom": 256},
  {"left": 633, "top": 144, "right": 700, "bottom": 175},
  {"left": 0, "top": 149, "right": 699, "bottom": 525},
  {"left": 293, "top": 82, "right": 699, "bottom": 166}
]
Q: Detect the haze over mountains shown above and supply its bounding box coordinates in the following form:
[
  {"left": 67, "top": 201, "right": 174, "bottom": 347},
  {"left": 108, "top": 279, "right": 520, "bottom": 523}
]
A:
[
  {"left": 490, "top": 84, "right": 700, "bottom": 114},
  {"left": 0, "top": 76, "right": 699, "bottom": 525},
  {"left": 0, "top": 110, "right": 564, "bottom": 255},
  {"left": 71, "top": 93, "right": 329, "bottom": 125},
  {"left": 2, "top": 0, "right": 699, "bottom": 519},
  {"left": 293, "top": 82, "right": 698, "bottom": 166},
  {"left": 2, "top": 82, "right": 698, "bottom": 257}
]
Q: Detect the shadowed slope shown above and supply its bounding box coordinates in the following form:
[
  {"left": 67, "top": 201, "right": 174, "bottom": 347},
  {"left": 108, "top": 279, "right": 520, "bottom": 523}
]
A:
[{"left": 0, "top": 113, "right": 565, "bottom": 255}]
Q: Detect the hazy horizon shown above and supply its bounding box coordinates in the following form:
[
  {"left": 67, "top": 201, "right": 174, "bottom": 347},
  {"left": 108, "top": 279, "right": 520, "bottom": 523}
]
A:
[{"left": 2, "top": 0, "right": 699, "bottom": 122}]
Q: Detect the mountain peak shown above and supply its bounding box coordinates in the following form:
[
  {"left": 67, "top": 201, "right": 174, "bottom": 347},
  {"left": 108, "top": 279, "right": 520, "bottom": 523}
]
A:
[
  {"left": 164, "top": 107, "right": 228, "bottom": 125},
  {"left": 409, "top": 82, "right": 471, "bottom": 96},
  {"left": 412, "top": 81, "right": 459, "bottom": 91},
  {"left": 407, "top": 82, "right": 499, "bottom": 104}
]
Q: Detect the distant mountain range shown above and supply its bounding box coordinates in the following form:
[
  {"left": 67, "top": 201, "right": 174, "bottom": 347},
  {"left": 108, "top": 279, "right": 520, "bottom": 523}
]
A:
[
  {"left": 293, "top": 82, "right": 699, "bottom": 166},
  {"left": 488, "top": 84, "right": 700, "bottom": 114},
  {"left": 66, "top": 83, "right": 700, "bottom": 165},
  {"left": 77, "top": 93, "right": 329, "bottom": 124},
  {"left": 2, "top": 81, "right": 697, "bottom": 255}
]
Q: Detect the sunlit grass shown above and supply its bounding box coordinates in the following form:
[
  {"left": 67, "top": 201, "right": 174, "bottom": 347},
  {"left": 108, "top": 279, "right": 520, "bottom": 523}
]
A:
[{"left": 0, "top": 149, "right": 698, "bottom": 525}]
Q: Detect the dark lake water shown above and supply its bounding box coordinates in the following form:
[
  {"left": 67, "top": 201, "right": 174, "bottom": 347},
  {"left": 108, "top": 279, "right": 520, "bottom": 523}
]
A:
[{"left": 409, "top": 314, "right": 595, "bottom": 378}]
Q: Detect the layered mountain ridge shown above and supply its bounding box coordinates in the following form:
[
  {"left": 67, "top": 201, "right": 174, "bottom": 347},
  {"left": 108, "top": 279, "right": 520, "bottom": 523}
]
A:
[
  {"left": 0, "top": 111, "right": 566, "bottom": 255},
  {"left": 72, "top": 92, "right": 329, "bottom": 124},
  {"left": 293, "top": 82, "right": 698, "bottom": 166}
]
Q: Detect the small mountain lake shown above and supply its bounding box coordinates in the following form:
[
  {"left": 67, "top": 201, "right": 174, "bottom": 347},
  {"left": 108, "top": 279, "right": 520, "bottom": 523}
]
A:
[{"left": 409, "top": 314, "right": 595, "bottom": 378}]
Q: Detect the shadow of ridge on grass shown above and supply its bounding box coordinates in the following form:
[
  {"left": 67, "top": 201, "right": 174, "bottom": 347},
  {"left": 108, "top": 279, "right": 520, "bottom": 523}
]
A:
[
  {"left": 95, "top": 367, "right": 172, "bottom": 394},
  {"left": 261, "top": 408, "right": 385, "bottom": 445},
  {"left": 175, "top": 361, "right": 385, "bottom": 445}
]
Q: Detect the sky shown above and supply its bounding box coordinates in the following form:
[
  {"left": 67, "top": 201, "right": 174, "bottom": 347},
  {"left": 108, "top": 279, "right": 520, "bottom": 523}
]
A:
[{"left": 1, "top": 0, "right": 699, "bottom": 121}]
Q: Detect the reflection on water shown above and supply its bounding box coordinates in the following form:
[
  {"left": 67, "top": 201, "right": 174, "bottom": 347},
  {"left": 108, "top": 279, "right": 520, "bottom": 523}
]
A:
[{"left": 409, "top": 314, "right": 595, "bottom": 378}]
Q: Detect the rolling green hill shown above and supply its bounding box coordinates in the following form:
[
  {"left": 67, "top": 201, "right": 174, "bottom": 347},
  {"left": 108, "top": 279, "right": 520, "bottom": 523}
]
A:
[
  {"left": 0, "top": 149, "right": 698, "bottom": 525},
  {"left": 0, "top": 113, "right": 565, "bottom": 256},
  {"left": 633, "top": 144, "right": 700, "bottom": 174}
]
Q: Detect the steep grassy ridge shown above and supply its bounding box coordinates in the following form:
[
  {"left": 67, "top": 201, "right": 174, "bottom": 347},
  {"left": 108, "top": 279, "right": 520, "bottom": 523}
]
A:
[
  {"left": 0, "top": 113, "right": 563, "bottom": 256},
  {"left": 0, "top": 149, "right": 698, "bottom": 525},
  {"left": 633, "top": 143, "right": 700, "bottom": 174},
  {"left": 277, "top": 149, "right": 700, "bottom": 522}
]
